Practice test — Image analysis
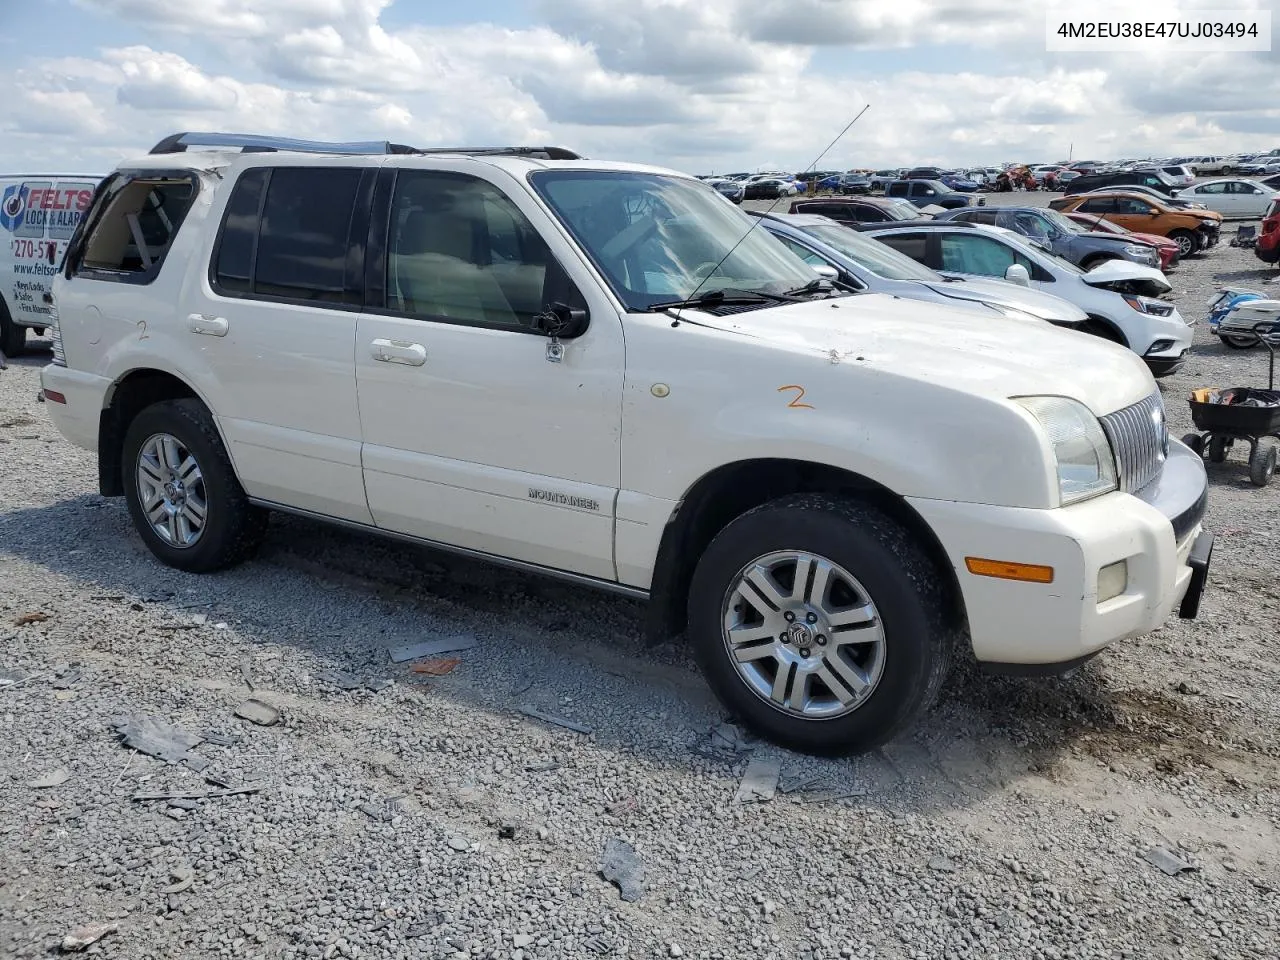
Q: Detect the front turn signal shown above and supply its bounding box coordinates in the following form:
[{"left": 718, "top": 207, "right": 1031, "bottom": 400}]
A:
[{"left": 965, "top": 557, "right": 1055, "bottom": 584}]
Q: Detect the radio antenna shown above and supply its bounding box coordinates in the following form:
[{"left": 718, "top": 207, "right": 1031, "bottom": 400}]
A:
[{"left": 676, "top": 103, "right": 871, "bottom": 311}]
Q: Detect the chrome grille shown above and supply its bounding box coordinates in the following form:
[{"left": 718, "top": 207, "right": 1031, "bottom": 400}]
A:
[{"left": 1100, "top": 393, "right": 1167, "bottom": 494}]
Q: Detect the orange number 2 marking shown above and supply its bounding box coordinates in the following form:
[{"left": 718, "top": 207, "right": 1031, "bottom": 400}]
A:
[{"left": 777, "top": 385, "right": 814, "bottom": 409}]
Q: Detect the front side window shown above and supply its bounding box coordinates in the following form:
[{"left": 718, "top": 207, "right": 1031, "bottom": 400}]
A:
[
  {"left": 530, "top": 171, "right": 815, "bottom": 311},
  {"left": 776, "top": 235, "right": 828, "bottom": 267},
  {"left": 1077, "top": 198, "right": 1116, "bottom": 214},
  {"left": 1195, "top": 182, "right": 1227, "bottom": 195},
  {"left": 1116, "top": 198, "right": 1156, "bottom": 215},
  {"left": 77, "top": 176, "right": 195, "bottom": 282},
  {"left": 799, "top": 223, "right": 938, "bottom": 281},
  {"left": 387, "top": 170, "right": 572, "bottom": 328},
  {"left": 939, "top": 234, "right": 1034, "bottom": 277}
]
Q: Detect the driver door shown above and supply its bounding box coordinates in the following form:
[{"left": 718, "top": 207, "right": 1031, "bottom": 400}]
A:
[{"left": 355, "top": 166, "right": 624, "bottom": 579}]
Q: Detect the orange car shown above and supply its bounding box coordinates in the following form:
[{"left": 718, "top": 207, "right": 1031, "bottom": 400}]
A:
[{"left": 1055, "top": 191, "right": 1223, "bottom": 259}]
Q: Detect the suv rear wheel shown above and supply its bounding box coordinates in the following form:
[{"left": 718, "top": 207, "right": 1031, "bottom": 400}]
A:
[
  {"left": 687, "top": 494, "right": 952, "bottom": 755},
  {"left": 122, "top": 398, "right": 267, "bottom": 572}
]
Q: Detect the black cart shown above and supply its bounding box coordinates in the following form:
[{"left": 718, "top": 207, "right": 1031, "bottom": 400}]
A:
[{"left": 1182, "top": 321, "right": 1280, "bottom": 487}]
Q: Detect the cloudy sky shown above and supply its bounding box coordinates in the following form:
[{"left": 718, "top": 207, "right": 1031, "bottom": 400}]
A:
[{"left": 1, "top": 0, "right": 1276, "bottom": 176}]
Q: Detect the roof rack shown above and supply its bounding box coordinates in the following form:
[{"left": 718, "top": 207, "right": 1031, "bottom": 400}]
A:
[{"left": 149, "top": 132, "right": 584, "bottom": 161}]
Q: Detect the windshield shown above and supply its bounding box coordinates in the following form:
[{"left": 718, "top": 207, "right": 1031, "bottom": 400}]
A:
[
  {"left": 1041, "top": 209, "right": 1086, "bottom": 235},
  {"left": 798, "top": 222, "right": 940, "bottom": 282},
  {"left": 883, "top": 200, "right": 925, "bottom": 220},
  {"left": 531, "top": 171, "right": 816, "bottom": 310}
]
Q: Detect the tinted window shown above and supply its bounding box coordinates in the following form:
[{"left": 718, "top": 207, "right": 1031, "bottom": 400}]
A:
[
  {"left": 957, "top": 209, "right": 999, "bottom": 226},
  {"left": 939, "top": 234, "right": 1034, "bottom": 276},
  {"left": 213, "top": 169, "right": 267, "bottom": 294},
  {"left": 875, "top": 232, "right": 928, "bottom": 263},
  {"left": 388, "top": 171, "right": 566, "bottom": 328},
  {"left": 1115, "top": 198, "right": 1155, "bottom": 214},
  {"left": 1077, "top": 198, "right": 1117, "bottom": 213},
  {"left": 1195, "top": 182, "right": 1227, "bottom": 195},
  {"left": 251, "top": 168, "right": 361, "bottom": 304}
]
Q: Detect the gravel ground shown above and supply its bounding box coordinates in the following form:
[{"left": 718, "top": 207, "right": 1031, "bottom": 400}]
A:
[{"left": 2, "top": 192, "right": 1279, "bottom": 960}]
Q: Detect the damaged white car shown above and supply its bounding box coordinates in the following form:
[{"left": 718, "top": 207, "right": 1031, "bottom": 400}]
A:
[
  {"left": 41, "top": 133, "right": 1212, "bottom": 754},
  {"left": 864, "top": 222, "right": 1194, "bottom": 377}
]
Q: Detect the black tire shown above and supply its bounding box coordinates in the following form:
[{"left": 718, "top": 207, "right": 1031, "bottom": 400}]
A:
[
  {"left": 1169, "top": 229, "right": 1196, "bottom": 259},
  {"left": 1181, "top": 433, "right": 1205, "bottom": 456},
  {"left": 122, "top": 398, "right": 267, "bottom": 572},
  {"left": 0, "top": 300, "right": 25, "bottom": 357},
  {"left": 1081, "top": 317, "right": 1126, "bottom": 345},
  {"left": 1219, "top": 333, "right": 1257, "bottom": 349},
  {"left": 687, "top": 494, "right": 953, "bottom": 755},
  {"left": 1208, "top": 436, "right": 1231, "bottom": 463},
  {"left": 1249, "top": 441, "right": 1277, "bottom": 487}
]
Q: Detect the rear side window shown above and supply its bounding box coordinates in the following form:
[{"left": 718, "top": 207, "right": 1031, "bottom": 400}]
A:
[
  {"left": 876, "top": 232, "right": 928, "bottom": 263},
  {"left": 75, "top": 177, "right": 195, "bottom": 283},
  {"left": 211, "top": 166, "right": 363, "bottom": 306}
]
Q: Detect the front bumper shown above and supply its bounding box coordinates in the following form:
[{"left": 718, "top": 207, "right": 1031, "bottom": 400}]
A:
[
  {"left": 40, "top": 364, "right": 110, "bottom": 452},
  {"left": 908, "top": 440, "right": 1209, "bottom": 668}
]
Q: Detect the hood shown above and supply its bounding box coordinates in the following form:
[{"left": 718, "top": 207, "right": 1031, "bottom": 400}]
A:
[
  {"left": 1126, "top": 232, "right": 1176, "bottom": 248},
  {"left": 1081, "top": 259, "right": 1172, "bottom": 297},
  {"left": 678, "top": 293, "right": 1152, "bottom": 417},
  {"left": 920, "top": 276, "right": 1087, "bottom": 325}
]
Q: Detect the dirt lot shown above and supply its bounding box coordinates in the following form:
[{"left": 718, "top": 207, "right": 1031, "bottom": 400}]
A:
[{"left": 1, "top": 196, "right": 1279, "bottom": 960}]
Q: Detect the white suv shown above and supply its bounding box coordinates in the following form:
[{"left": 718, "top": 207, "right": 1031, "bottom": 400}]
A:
[{"left": 41, "top": 133, "right": 1213, "bottom": 754}]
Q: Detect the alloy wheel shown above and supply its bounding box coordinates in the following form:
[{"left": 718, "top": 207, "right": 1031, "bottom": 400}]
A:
[
  {"left": 136, "top": 433, "right": 208, "bottom": 548},
  {"left": 720, "top": 550, "right": 886, "bottom": 720}
]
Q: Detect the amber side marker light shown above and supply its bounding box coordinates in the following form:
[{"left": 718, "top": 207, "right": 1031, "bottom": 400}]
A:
[{"left": 965, "top": 557, "right": 1055, "bottom": 584}]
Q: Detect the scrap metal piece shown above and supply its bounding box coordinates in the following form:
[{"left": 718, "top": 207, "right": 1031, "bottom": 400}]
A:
[
  {"left": 599, "top": 837, "right": 644, "bottom": 902},
  {"left": 519, "top": 705, "right": 592, "bottom": 735},
  {"left": 159, "top": 867, "right": 194, "bottom": 895},
  {"left": 60, "top": 922, "right": 118, "bottom": 952},
  {"left": 1143, "top": 846, "right": 1198, "bottom": 876},
  {"left": 734, "top": 755, "right": 781, "bottom": 804},
  {"left": 112, "top": 716, "right": 206, "bottom": 765},
  {"left": 387, "top": 635, "right": 477, "bottom": 663}
]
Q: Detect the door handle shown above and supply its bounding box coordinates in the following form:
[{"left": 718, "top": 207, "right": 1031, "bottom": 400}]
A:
[
  {"left": 370, "top": 338, "right": 427, "bottom": 366},
  {"left": 188, "top": 314, "right": 229, "bottom": 337}
]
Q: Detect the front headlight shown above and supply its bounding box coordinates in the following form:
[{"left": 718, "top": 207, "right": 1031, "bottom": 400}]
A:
[
  {"left": 1124, "top": 244, "right": 1157, "bottom": 263},
  {"left": 1015, "top": 396, "right": 1118, "bottom": 506},
  {"left": 1123, "top": 295, "right": 1174, "bottom": 317}
]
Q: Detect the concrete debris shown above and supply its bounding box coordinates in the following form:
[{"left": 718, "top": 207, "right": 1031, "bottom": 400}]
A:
[
  {"left": 112, "top": 715, "right": 206, "bottom": 766},
  {"left": 928, "top": 855, "right": 959, "bottom": 873},
  {"left": 408, "top": 657, "right": 461, "bottom": 677},
  {"left": 234, "top": 698, "right": 279, "bottom": 726},
  {"left": 52, "top": 668, "right": 82, "bottom": 690},
  {"left": 359, "top": 801, "right": 395, "bottom": 822},
  {"left": 599, "top": 837, "right": 644, "bottom": 902},
  {"left": 59, "top": 922, "right": 118, "bottom": 952},
  {"left": 192, "top": 614, "right": 208, "bottom": 626},
  {"left": 159, "top": 867, "right": 195, "bottom": 895},
  {"left": 525, "top": 760, "right": 560, "bottom": 773},
  {"left": 387, "top": 635, "right": 477, "bottom": 663},
  {"left": 29, "top": 767, "right": 72, "bottom": 789},
  {"left": 519, "top": 705, "right": 592, "bottom": 735},
  {"left": 1143, "top": 846, "right": 1198, "bottom": 876},
  {"left": 734, "top": 755, "right": 781, "bottom": 804},
  {"left": 131, "top": 782, "right": 266, "bottom": 802},
  {"left": 447, "top": 836, "right": 471, "bottom": 852},
  {"left": 167, "top": 798, "right": 201, "bottom": 811},
  {"left": 583, "top": 935, "right": 612, "bottom": 954},
  {"left": 0, "top": 667, "right": 28, "bottom": 688},
  {"left": 238, "top": 658, "right": 255, "bottom": 690}
]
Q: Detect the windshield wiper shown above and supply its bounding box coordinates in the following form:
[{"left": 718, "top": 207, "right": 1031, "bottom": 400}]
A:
[
  {"left": 643, "top": 287, "right": 792, "bottom": 313},
  {"left": 782, "top": 277, "right": 839, "bottom": 297}
]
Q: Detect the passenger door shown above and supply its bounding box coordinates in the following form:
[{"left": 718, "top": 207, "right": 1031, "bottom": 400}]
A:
[
  {"left": 936, "top": 232, "right": 1039, "bottom": 285},
  {"left": 355, "top": 166, "right": 624, "bottom": 579},
  {"left": 187, "top": 162, "right": 374, "bottom": 524},
  {"left": 1106, "top": 197, "right": 1160, "bottom": 232}
]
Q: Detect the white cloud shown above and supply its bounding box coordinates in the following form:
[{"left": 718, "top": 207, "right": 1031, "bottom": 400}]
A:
[{"left": 4, "top": 0, "right": 1275, "bottom": 174}]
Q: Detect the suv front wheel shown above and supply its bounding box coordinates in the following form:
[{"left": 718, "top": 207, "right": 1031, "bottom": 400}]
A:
[
  {"left": 688, "top": 495, "right": 953, "bottom": 755},
  {"left": 122, "top": 398, "right": 267, "bottom": 572}
]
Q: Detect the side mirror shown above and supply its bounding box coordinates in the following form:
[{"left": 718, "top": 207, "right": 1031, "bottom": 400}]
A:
[
  {"left": 1004, "top": 263, "right": 1031, "bottom": 286},
  {"left": 533, "top": 302, "right": 589, "bottom": 339},
  {"left": 812, "top": 264, "right": 838, "bottom": 281}
]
